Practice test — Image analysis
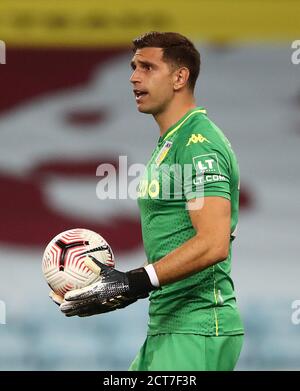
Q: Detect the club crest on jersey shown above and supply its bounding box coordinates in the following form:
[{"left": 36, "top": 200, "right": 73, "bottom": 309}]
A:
[{"left": 155, "top": 141, "right": 172, "bottom": 166}]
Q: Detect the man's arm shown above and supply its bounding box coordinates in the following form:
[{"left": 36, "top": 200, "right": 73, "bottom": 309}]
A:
[
  {"left": 153, "top": 196, "right": 231, "bottom": 285},
  {"left": 59, "top": 196, "right": 230, "bottom": 316}
]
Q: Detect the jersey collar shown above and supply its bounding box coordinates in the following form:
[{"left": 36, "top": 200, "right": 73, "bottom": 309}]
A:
[{"left": 158, "top": 107, "right": 207, "bottom": 144}]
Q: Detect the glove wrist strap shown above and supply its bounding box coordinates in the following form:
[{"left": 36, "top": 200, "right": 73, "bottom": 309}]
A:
[
  {"left": 126, "top": 267, "right": 156, "bottom": 297},
  {"left": 144, "top": 264, "right": 160, "bottom": 288}
]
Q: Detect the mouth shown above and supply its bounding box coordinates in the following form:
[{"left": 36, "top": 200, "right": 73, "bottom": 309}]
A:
[{"left": 133, "top": 89, "right": 148, "bottom": 103}]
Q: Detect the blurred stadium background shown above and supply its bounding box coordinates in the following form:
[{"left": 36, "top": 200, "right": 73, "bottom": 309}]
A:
[{"left": 0, "top": 0, "right": 299, "bottom": 370}]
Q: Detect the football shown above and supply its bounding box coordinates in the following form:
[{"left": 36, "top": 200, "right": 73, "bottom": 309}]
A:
[{"left": 42, "top": 228, "right": 115, "bottom": 297}]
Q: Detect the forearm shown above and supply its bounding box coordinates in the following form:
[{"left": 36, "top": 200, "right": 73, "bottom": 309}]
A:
[{"left": 153, "top": 233, "right": 229, "bottom": 286}]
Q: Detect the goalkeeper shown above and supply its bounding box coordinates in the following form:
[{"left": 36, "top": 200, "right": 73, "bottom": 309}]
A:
[{"left": 52, "top": 31, "right": 244, "bottom": 371}]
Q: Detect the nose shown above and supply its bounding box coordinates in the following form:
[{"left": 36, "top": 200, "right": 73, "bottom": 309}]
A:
[{"left": 130, "top": 69, "right": 140, "bottom": 84}]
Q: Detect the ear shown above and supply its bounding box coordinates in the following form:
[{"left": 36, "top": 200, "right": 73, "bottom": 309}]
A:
[{"left": 173, "top": 67, "right": 190, "bottom": 90}]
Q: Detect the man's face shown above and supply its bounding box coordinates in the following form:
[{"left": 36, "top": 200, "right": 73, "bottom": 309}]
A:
[{"left": 130, "top": 47, "right": 175, "bottom": 115}]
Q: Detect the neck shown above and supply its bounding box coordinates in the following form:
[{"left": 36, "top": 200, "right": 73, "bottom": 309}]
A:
[{"left": 154, "top": 94, "right": 196, "bottom": 137}]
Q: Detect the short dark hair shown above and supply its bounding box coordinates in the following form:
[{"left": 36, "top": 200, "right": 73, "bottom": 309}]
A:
[{"left": 132, "top": 31, "right": 200, "bottom": 91}]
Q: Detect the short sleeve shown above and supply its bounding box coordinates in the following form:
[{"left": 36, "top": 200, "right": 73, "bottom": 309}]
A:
[{"left": 177, "top": 135, "right": 231, "bottom": 201}]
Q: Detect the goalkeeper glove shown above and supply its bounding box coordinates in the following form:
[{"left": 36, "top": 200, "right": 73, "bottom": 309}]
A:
[
  {"left": 60, "top": 257, "right": 158, "bottom": 317},
  {"left": 50, "top": 287, "right": 123, "bottom": 315}
]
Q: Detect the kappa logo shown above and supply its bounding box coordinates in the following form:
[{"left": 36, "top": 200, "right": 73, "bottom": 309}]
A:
[{"left": 186, "top": 133, "right": 210, "bottom": 146}]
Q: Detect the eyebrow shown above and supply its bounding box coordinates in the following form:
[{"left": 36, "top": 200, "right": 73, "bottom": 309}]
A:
[{"left": 130, "top": 59, "right": 156, "bottom": 69}]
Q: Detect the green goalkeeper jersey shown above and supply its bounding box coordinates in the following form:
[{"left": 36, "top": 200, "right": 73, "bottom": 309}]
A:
[{"left": 137, "top": 107, "right": 244, "bottom": 336}]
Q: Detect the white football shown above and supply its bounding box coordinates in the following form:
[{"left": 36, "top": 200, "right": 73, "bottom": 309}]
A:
[{"left": 42, "top": 228, "right": 115, "bottom": 297}]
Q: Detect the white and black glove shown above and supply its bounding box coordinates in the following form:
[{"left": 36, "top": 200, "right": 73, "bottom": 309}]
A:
[{"left": 59, "top": 257, "right": 157, "bottom": 317}]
